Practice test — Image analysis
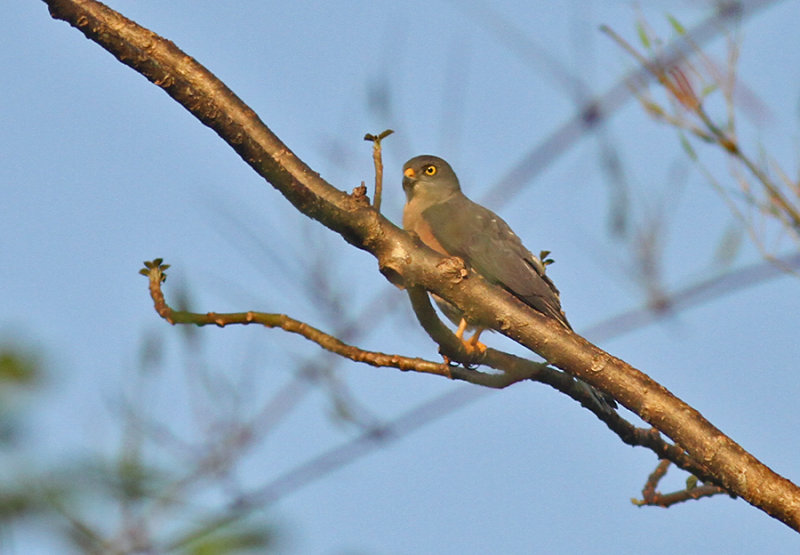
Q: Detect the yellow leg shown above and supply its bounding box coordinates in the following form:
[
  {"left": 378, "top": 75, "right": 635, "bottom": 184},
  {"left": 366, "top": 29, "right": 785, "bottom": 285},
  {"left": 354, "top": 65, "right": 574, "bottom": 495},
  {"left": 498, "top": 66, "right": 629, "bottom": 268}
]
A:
[
  {"left": 455, "top": 318, "right": 469, "bottom": 340},
  {"left": 466, "top": 328, "right": 487, "bottom": 354}
]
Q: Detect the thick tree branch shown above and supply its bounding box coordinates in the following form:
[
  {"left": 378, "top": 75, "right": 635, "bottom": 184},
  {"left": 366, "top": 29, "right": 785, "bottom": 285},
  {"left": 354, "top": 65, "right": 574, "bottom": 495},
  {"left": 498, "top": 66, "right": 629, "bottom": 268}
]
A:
[
  {"left": 404, "top": 285, "right": 727, "bottom": 486},
  {"left": 142, "top": 259, "right": 722, "bottom": 487},
  {"left": 44, "top": 0, "right": 800, "bottom": 532}
]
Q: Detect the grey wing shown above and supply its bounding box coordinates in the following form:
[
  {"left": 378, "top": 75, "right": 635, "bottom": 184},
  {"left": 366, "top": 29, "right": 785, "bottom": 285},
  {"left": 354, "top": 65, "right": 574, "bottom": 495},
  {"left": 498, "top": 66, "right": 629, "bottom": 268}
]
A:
[{"left": 423, "top": 196, "right": 570, "bottom": 328}]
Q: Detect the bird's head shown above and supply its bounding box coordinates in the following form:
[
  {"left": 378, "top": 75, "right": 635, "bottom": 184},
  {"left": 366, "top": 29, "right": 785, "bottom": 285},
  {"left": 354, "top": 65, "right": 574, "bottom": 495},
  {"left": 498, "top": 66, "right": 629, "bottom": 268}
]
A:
[{"left": 402, "top": 155, "right": 461, "bottom": 203}]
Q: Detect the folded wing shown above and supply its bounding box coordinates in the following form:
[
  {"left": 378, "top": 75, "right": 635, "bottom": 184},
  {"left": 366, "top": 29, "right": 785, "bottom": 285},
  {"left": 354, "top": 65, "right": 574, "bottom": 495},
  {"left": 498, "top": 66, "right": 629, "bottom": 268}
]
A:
[{"left": 422, "top": 196, "right": 570, "bottom": 329}]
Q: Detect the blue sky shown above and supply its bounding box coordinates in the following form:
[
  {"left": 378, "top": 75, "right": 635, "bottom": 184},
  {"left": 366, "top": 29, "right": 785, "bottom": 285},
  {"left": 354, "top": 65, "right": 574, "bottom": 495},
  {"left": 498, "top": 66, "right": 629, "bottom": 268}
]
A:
[{"left": 3, "top": 1, "right": 800, "bottom": 553}]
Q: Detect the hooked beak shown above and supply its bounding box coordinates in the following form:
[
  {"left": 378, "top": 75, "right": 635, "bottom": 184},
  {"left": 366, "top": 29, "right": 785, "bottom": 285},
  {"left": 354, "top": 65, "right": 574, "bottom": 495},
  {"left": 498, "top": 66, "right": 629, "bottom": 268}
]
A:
[{"left": 402, "top": 167, "right": 416, "bottom": 195}]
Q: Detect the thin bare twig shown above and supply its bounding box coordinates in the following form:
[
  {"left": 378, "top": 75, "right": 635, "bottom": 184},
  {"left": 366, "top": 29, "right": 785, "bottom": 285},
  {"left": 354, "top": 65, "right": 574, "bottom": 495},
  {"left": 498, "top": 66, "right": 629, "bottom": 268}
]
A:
[
  {"left": 140, "top": 259, "right": 451, "bottom": 379},
  {"left": 633, "top": 459, "right": 729, "bottom": 508},
  {"left": 363, "top": 129, "right": 394, "bottom": 212}
]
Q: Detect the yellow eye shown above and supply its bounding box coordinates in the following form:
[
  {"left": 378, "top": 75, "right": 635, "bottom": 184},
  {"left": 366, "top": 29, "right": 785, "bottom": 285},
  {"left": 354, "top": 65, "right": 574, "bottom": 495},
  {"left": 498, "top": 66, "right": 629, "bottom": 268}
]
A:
[{"left": 424, "top": 165, "right": 437, "bottom": 176}]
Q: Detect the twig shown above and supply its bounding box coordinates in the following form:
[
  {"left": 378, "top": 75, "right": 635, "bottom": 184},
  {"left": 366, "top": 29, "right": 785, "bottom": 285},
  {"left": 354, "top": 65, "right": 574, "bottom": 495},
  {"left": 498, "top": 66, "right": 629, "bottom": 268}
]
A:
[
  {"left": 633, "top": 459, "right": 729, "bottom": 508},
  {"left": 363, "top": 129, "right": 394, "bottom": 212},
  {"left": 140, "top": 259, "right": 450, "bottom": 378}
]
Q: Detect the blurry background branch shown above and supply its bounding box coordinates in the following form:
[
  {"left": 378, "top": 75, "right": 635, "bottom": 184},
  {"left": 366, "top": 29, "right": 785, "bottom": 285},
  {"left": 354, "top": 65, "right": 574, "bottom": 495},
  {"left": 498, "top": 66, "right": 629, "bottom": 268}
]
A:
[{"left": 603, "top": 14, "right": 800, "bottom": 262}]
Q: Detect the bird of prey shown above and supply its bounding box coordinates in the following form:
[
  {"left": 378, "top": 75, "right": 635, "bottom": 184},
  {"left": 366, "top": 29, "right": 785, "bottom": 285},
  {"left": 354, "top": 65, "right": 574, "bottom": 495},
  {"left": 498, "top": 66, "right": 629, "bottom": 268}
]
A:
[{"left": 401, "top": 154, "right": 615, "bottom": 409}]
